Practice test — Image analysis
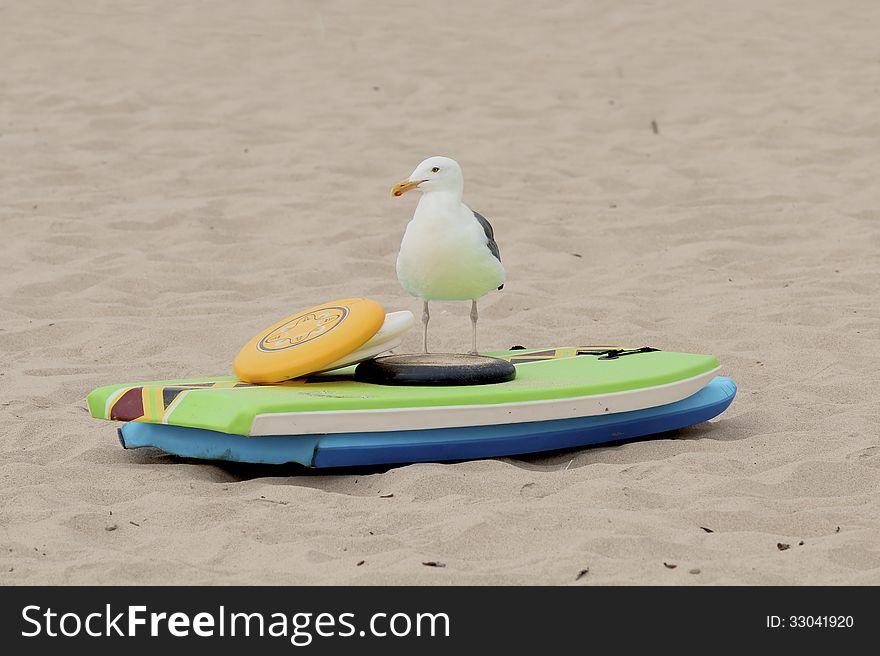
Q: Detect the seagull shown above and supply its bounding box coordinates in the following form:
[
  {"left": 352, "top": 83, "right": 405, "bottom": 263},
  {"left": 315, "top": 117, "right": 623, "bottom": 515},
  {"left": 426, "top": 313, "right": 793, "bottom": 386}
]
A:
[{"left": 391, "top": 156, "right": 505, "bottom": 354}]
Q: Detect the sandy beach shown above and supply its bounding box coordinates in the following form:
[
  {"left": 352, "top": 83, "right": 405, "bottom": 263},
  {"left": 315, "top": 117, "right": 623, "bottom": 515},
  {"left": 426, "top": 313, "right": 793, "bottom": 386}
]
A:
[{"left": 1, "top": 0, "right": 879, "bottom": 584}]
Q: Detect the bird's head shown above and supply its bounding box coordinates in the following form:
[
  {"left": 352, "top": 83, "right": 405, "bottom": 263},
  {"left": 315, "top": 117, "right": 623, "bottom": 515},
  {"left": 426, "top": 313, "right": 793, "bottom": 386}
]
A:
[{"left": 391, "top": 156, "right": 463, "bottom": 198}]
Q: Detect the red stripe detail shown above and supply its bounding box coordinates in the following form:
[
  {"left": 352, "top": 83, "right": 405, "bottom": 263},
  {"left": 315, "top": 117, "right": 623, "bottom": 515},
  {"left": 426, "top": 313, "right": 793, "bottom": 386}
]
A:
[{"left": 110, "top": 388, "right": 145, "bottom": 421}]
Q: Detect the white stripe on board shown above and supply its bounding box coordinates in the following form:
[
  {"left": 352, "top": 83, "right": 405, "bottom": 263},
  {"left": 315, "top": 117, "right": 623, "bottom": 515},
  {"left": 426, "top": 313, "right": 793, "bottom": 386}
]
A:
[
  {"left": 162, "top": 389, "right": 192, "bottom": 424},
  {"left": 248, "top": 366, "right": 721, "bottom": 436}
]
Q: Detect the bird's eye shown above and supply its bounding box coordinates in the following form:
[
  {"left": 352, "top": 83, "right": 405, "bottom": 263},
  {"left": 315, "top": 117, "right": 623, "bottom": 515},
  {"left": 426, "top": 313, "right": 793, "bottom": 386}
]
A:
[{"left": 431, "top": 166, "right": 440, "bottom": 173}]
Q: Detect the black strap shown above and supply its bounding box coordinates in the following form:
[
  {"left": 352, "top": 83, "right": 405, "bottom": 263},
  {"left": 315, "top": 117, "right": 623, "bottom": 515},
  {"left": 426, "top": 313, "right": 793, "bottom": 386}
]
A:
[{"left": 576, "top": 347, "right": 660, "bottom": 360}]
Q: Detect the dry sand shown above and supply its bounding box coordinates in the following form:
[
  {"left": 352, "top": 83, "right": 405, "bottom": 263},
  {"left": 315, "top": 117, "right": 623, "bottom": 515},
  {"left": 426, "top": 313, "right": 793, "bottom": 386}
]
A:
[{"left": 1, "top": 0, "right": 879, "bottom": 585}]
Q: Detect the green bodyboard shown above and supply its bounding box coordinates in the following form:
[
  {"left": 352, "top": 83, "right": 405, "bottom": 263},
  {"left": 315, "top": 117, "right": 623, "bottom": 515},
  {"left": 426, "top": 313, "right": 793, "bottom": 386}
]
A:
[{"left": 87, "top": 347, "right": 719, "bottom": 436}]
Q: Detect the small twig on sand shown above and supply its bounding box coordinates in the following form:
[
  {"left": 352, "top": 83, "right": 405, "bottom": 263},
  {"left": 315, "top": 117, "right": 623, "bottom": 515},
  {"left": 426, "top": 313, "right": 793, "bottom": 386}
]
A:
[{"left": 255, "top": 496, "right": 289, "bottom": 506}]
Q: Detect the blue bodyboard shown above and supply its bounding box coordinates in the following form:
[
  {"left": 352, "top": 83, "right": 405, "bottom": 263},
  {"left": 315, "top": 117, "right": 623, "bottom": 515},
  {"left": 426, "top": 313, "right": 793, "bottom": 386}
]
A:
[{"left": 117, "top": 376, "right": 736, "bottom": 468}]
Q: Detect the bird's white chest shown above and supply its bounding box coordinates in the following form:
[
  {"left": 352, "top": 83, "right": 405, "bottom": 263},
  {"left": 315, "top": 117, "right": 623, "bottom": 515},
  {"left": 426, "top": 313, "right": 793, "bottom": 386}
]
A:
[{"left": 396, "top": 207, "right": 504, "bottom": 301}]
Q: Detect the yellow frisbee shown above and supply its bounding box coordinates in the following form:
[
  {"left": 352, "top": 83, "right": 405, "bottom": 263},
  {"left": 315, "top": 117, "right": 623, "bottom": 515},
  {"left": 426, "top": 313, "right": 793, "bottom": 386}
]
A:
[{"left": 233, "top": 298, "right": 385, "bottom": 383}]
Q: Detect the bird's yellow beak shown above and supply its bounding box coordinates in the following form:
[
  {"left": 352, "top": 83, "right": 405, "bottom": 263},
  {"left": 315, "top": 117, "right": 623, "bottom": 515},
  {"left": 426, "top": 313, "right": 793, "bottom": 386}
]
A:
[{"left": 391, "top": 179, "right": 425, "bottom": 197}]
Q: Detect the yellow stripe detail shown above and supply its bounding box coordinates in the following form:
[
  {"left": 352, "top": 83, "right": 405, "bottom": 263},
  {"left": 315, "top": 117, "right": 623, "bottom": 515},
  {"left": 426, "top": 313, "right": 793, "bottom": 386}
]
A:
[{"left": 151, "top": 387, "right": 165, "bottom": 421}]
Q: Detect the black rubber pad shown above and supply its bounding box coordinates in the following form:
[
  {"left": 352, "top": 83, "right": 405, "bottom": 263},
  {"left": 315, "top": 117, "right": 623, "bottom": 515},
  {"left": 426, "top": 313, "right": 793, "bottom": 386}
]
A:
[{"left": 354, "top": 354, "right": 517, "bottom": 386}]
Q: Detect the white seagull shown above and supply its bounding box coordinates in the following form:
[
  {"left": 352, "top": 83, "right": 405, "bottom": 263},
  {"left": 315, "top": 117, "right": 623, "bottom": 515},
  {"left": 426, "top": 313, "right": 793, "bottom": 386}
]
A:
[{"left": 391, "top": 156, "right": 505, "bottom": 354}]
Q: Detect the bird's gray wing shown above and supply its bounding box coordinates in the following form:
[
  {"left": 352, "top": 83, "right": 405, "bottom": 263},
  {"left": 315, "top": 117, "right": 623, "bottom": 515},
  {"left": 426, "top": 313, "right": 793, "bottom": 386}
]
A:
[
  {"left": 473, "top": 211, "right": 501, "bottom": 262},
  {"left": 473, "top": 210, "right": 503, "bottom": 290}
]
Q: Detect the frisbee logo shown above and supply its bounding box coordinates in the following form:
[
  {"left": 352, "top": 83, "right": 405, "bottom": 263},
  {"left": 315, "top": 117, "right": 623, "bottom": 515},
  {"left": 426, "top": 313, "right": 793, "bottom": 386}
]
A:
[{"left": 258, "top": 306, "right": 348, "bottom": 352}]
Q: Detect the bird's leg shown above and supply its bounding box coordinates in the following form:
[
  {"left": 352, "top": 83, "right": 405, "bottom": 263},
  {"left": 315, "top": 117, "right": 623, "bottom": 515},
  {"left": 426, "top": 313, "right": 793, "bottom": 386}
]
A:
[
  {"left": 422, "top": 300, "right": 430, "bottom": 354},
  {"left": 469, "top": 299, "right": 479, "bottom": 355}
]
